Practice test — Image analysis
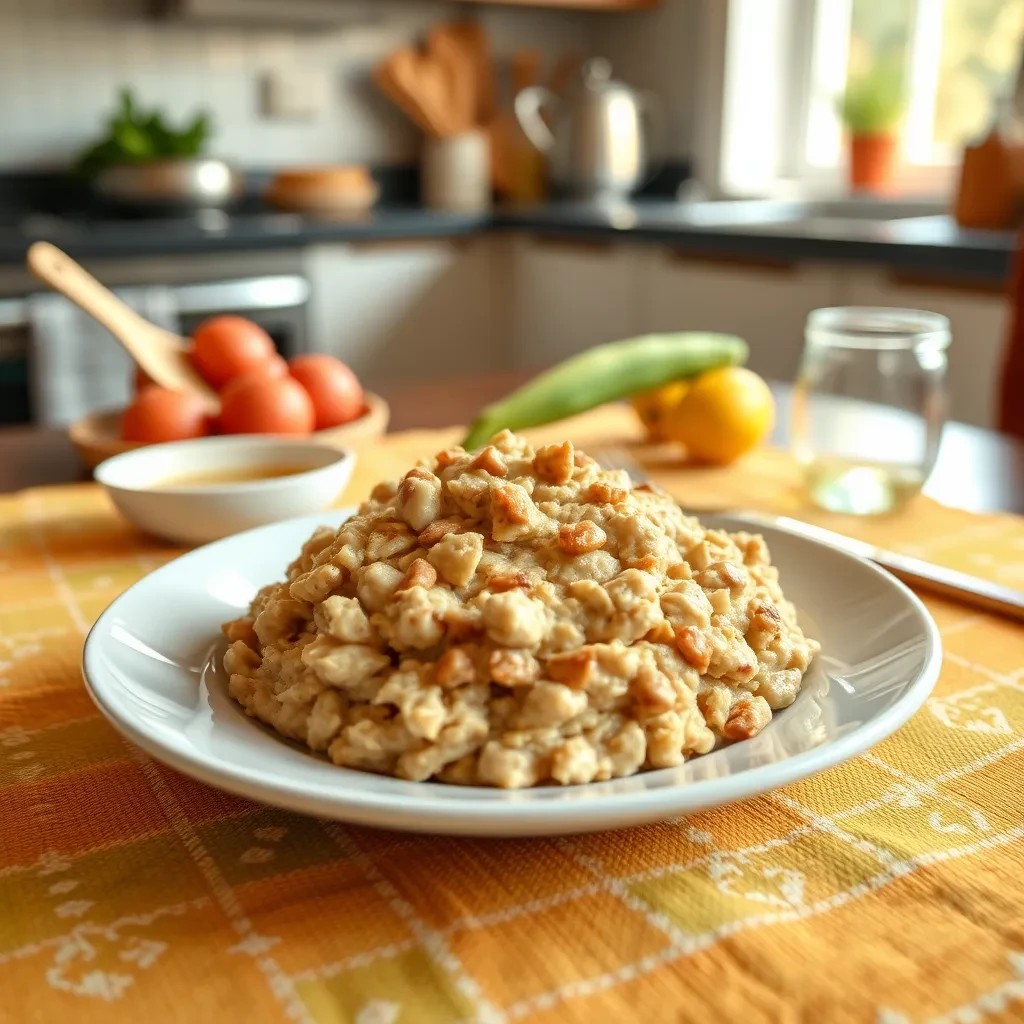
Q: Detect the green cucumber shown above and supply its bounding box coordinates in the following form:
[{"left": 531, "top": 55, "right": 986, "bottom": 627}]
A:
[{"left": 462, "top": 332, "right": 748, "bottom": 450}]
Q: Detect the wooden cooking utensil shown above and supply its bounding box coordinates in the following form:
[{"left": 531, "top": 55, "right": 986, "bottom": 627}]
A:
[
  {"left": 26, "top": 242, "right": 218, "bottom": 408},
  {"left": 426, "top": 29, "right": 476, "bottom": 134},
  {"left": 374, "top": 55, "right": 439, "bottom": 136},
  {"left": 489, "top": 50, "right": 545, "bottom": 202},
  {"left": 376, "top": 46, "right": 459, "bottom": 137},
  {"left": 438, "top": 21, "right": 494, "bottom": 126}
]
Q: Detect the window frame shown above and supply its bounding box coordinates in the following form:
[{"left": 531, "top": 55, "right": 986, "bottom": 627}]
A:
[{"left": 709, "top": 0, "right": 978, "bottom": 198}]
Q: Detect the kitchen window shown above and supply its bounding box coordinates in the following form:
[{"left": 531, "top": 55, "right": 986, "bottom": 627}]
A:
[{"left": 713, "top": 0, "right": 1024, "bottom": 196}]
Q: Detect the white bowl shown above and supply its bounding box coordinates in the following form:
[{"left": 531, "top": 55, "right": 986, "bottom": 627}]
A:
[{"left": 94, "top": 436, "right": 356, "bottom": 545}]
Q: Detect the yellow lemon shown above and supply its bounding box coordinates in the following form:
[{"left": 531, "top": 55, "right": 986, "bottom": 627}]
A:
[
  {"left": 665, "top": 366, "right": 774, "bottom": 464},
  {"left": 628, "top": 380, "right": 690, "bottom": 441}
]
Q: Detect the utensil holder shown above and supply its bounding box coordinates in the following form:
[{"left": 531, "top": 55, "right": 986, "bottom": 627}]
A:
[{"left": 422, "top": 130, "right": 491, "bottom": 212}]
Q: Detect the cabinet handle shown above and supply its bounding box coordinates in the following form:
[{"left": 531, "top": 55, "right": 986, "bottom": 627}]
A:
[
  {"left": 529, "top": 235, "right": 620, "bottom": 253},
  {"left": 666, "top": 250, "right": 799, "bottom": 274},
  {"left": 886, "top": 270, "right": 1005, "bottom": 296},
  {"left": 347, "top": 238, "right": 473, "bottom": 254}
]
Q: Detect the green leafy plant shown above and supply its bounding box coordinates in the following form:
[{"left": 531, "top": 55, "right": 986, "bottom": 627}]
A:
[
  {"left": 838, "top": 66, "right": 906, "bottom": 135},
  {"left": 74, "top": 89, "right": 212, "bottom": 177}
]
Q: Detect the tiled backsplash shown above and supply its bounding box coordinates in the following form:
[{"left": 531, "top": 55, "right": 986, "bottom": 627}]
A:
[{"left": 0, "top": 0, "right": 595, "bottom": 170}]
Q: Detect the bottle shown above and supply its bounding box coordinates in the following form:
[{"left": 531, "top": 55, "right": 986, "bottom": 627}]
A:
[{"left": 953, "top": 95, "right": 1024, "bottom": 230}]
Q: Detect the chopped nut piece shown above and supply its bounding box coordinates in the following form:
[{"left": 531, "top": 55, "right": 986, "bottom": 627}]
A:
[
  {"left": 397, "top": 468, "right": 442, "bottom": 532},
  {"left": 643, "top": 621, "right": 675, "bottom": 645},
  {"left": 434, "top": 647, "right": 476, "bottom": 688},
  {"left": 547, "top": 649, "right": 596, "bottom": 689},
  {"left": 587, "top": 480, "right": 630, "bottom": 504},
  {"left": 444, "top": 608, "right": 483, "bottom": 642},
  {"left": 396, "top": 558, "right": 437, "bottom": 592},
  {"left": 722, "top": 696, "right": 772, "bottom": 740},
  {"left": 623, "top": 554, "right": 658, "bottom": 571},
  {"left": 534, "top": 441, "right": 574, "bottom": 484},
  {"left": 491, "top": 481, "right": 531, "bottom": 524},
  {"left": 749, "top": 601, "right": 782, "bottom": 633},
  {"left": 675, "top": 625, "right": 712, "bottom": 673},
  {"left": 557, "top": 520, "right": 607, "bottom": 556},
  {"left": 666, "top": 562, "right": 692, "bottom": 580},
  {"left": 365, "top": 523, "right": 417, "bottom": 562},
  {"left": 435, "top": 447, "right": 465, "bottom": 470},
  {"left": 223, "top": 617, "right": 259, "bottom": 650},
  {"left": 632, "top": 665, "right": 676, "bottom": 714},
  {"left": 417, "top": 517, "right": 465, "bottom": 547},
  {"left": 485, "top": 571, "right": 531, "bottom": 592},
  {"left": 289, "top": 564, "right": 343, "bottom": 604},
  {"left": 695, "top": 560, "right": 746, "bottom": 592},
  {"left": 469, "top": 445, "right": 508, "bottom": 477}
]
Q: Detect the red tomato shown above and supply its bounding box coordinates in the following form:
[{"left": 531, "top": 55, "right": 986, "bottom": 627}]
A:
[
  {"left": 288, "top": 354, "right": 364, "bottom": 430},
  {"left": 240, "top": 352, "right": 288, "bottom": 383},
  {"left": 219, "top": 374, "right": 315, "bottom": 435},
  {"left": 190, "top": 316, "right": 277, "bottom": 389},
  {"left": 121, "top": 387, "right": 212, "bottom": 444}
]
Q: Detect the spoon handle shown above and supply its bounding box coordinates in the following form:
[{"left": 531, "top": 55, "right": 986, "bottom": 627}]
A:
[
  {"left": 27, "top": 242, "right": 160, "bottom": 362},
  {"left": 27, "top": 242, "right": 217, "bottom": 404}
]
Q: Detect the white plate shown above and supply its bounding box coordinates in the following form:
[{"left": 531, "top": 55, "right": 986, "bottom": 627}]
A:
[{"left": 82, "top": 509, "right": 941, "bottom": 836}]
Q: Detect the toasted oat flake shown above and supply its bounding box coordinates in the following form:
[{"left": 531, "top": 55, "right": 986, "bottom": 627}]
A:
[{"left": 224, "top": 431, "right": 819, "bottom": 788}]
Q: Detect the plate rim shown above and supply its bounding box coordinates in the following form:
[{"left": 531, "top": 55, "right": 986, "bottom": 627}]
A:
[{"left": 81, "top": 509, "right": 943, "bottom": 834}]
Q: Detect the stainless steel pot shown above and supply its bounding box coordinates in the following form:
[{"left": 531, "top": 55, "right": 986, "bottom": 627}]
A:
[
  {"left": 515, "top": 58, "right": 661, "bottom": 199},
  {"left": 93, "top": 158, "right": 246, "bottom": 210}
]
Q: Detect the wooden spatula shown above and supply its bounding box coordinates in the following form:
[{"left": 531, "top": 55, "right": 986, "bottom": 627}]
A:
[
  {"left": 426, "top": 29, "right": 476, "bottom": 133},
  {"left": 27, "top": 242, "right": 218, "bottom": 408}
]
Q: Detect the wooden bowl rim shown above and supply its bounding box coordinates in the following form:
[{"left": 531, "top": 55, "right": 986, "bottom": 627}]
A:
[{"left": 69, "top": 391, "right": 390, "bottom": 465}]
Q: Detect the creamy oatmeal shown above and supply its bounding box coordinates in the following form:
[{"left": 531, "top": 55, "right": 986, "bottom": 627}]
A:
[{"left": 223, "top": 431, "right": 819, "bottom": 788}]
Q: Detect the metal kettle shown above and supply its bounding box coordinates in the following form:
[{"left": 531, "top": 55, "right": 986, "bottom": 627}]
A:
[{"left": 515, "top": 58, "right": 659, "bottom": 199}]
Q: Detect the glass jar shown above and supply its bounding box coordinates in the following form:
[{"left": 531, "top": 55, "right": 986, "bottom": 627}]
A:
[{"left": 791, "top": 307, "right": 950, "bottom": 515}]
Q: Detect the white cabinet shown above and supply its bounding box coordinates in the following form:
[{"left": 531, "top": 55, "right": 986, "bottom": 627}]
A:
[
  {"left": 637, "top": 247, "right": 840, "bottom": 382},
  {"left": 304, "top": 238, "right": 502, "bottom": 387},
  {"left": 306, "top": 234, "right": 1006, "bottom": 431},
  {"left": 838, "top": 269, "right": 1007, "bottom": 429},
  {"left": 509, "top": 235, "right": 645, "bottom": 368}
]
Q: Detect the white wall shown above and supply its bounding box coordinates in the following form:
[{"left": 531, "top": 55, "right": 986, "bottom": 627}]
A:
[
  {"left": 589, "top": 0, "right": 702, "bottom": 162},
  {"left": 0, "top": 0, "right": 595, "bottom": 170}
]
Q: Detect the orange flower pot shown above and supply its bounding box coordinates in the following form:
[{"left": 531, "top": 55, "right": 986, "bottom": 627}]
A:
[{"left": 848, "top": 133, "right": 897, "bottom": 192}]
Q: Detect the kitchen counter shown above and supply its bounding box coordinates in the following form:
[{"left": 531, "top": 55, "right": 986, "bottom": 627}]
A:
[
  {"left": 0, "top": 197, "right": 1015, "bottom": 281},
  {"left": 502, "top": 200, "right": 1017, "bottom": 281}
]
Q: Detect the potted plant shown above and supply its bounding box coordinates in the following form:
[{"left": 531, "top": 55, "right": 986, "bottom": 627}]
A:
[
  {"left": 73, "top": 89, "right": 242, "bottom": 210},
  {"left": 838, "top": 67, "right": 905, "bottom": 192}
]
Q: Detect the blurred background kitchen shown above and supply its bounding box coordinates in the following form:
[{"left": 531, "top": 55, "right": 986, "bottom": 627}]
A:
[{"left": 3, "top": 0, "right": 1024, "bottom": 508}]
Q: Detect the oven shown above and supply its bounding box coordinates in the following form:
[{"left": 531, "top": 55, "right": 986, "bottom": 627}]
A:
[{"left": 0, "top": 270, "right": 311, "bottom": 426}]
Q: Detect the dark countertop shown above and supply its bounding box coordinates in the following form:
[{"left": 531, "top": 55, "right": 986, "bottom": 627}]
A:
[
  {"left": 502, "top": 201, "right": 1017, "bottom": 281},
  {"left": 0, "top": 206, "right": 491, "bottom": 265},
  {"left": 0, "top": 197, "right": 1015, "bottom": 280}
]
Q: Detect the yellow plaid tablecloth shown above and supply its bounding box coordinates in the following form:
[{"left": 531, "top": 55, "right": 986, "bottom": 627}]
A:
[{"left": 2, "top": 407, "right": 1023, "bottom": 1024}]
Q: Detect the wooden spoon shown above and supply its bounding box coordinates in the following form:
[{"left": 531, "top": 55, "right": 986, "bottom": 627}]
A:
[{"left": 27, "top": 241, "right": 218, "bottom": 408}]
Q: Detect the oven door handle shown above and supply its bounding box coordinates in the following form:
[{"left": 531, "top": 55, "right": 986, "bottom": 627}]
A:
[{"left": 173, "top": 275, "right": 309, "bottom": 315}]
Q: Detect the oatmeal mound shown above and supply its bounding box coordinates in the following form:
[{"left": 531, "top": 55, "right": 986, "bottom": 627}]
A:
[{"left": 223, "top": 431, "right": 819, "bottom": 788}]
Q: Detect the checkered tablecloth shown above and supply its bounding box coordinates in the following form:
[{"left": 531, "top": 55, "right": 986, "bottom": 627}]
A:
[{"left": 2, "top": 407, "right": 1023, "bottom": 1024}]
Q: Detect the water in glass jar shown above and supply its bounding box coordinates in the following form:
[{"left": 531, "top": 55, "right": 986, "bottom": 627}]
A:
[
  {"left": 803, "top": 455, "right": 927, "bottom": 515},
  {"left": 792, "top": 307, "right": 950, "bottom": 516}
]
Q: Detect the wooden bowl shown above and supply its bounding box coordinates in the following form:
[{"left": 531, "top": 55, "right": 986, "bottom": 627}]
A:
[{"left": 69, "top": 391, "right": 390, "bottom": 471}]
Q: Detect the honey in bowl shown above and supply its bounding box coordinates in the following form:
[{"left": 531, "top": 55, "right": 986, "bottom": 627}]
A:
[{"left": 154, "top": 464, "right": 314, "bottom": 489}]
